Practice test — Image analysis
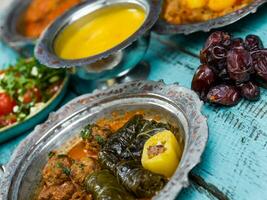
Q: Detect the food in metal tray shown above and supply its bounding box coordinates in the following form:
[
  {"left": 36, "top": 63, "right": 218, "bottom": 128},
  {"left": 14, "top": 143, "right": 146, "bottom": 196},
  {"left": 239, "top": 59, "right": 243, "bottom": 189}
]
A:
[
  {"left": 35, "top": 114, "right": 183, "bottom": 200},
  {"left": 163, "top": 0, "right": 253, "bottom": 25},
  {"left": 19, "top": 0, "right": 81, "bottom": 38},
  {"left": 192, "top": 31, "right": 267, "bottom": 106}
]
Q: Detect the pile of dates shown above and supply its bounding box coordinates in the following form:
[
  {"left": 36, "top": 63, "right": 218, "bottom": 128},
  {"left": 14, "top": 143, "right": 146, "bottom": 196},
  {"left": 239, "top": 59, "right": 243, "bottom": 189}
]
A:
[{"left": 192, "top": 31, "right": 267, "bottom": 106}]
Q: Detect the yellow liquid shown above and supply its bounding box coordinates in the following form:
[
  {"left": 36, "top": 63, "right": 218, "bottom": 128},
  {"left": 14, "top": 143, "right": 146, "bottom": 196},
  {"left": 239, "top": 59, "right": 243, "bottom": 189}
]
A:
[{"left": 54, "top": 4, "right": 146, "bottom": 59}]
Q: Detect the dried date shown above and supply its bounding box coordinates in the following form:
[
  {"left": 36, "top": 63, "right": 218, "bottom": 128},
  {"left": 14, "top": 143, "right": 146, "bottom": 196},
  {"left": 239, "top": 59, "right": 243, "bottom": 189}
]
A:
[
  {"left": 239, "top": 82, "right": 260, "bottom": 101},
  {"left": 227, "top": 48, "right": 253, "bottom": 83},
  {"left": 251, "top": 49, "right": 267, "bottom": 81},
  {"left": 191, "top": 64, "right": 216, "bottom": 100},
  {"left": 200, "top": 31, "right": 231, "bottom": 65},
  {"left": 231, "top": 38, "right": 245, "bottom": 49},
  {"left": 207, "top": 85, "right": 241, "bottom": 106},
  {"left": 245, "top": 35, "right": 264, "bottom": 51},
  {"left": 193, "top": 32, "right": 266, "bottom": 107}
]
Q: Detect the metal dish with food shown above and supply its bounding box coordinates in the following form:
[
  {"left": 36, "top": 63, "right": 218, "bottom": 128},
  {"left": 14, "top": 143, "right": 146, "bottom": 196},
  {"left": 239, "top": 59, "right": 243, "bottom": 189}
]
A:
[
  {"left": 0, "top": 58, "right": 68, "bottom": 143},
  {"left": 35, "top": 0, "right": 162, "bottom": 80},
  {"left": 35, "top": 113, "right": 183, "bottom": 200},
  {"left": 154, "top": 0, "right": 267, "bottom": 34},
  {"left": 0, "top": 80, "right": 208, "bottom": 200},
  {"left": 1, "top": 0, "right": 84, "bottom": 53}
]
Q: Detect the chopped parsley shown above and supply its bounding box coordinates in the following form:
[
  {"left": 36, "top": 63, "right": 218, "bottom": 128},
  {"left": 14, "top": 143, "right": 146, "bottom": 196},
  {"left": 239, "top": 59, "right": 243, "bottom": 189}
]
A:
[
  {"left": 56, "top": 162, "right": 71, "bottom": 176},
  {"left": 48, "top": 151, "right": 56, "bottom": 158},
  {"left": 80, "top": 125, "right": 93, "bottom": 140},
  {"left": 95, "top": 135, "right": 105, "bottom": 146}
]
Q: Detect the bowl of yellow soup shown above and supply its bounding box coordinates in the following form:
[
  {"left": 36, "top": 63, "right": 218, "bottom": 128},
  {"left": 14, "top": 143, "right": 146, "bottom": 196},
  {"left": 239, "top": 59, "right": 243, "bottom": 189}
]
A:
[{"left": 35, "top": 0, "right": 162, "bottom": 80}]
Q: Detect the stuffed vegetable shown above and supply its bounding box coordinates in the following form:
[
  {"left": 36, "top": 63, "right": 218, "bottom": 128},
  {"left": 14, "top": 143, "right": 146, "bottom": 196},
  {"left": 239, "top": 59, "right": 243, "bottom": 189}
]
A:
[
  {"left": 85, "top": 170, "right": 135, "bottom": 200},
  {"left": 35, "top": 113, "right": 183, "bottom": 200},
  {"left": 115, "top": 160, "right": 166, "bottom": 198},
  {"left": 141, "top": 130, "right": 182, "bottom": 177}
]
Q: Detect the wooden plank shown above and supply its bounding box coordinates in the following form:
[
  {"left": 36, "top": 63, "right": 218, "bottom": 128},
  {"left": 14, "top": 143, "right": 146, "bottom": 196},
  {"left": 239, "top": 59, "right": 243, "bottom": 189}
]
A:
[
  {"left": 179, "top": 181, "right": 218, "bottom": 200},
  {"left": 0, "top": 41, "right": 18, "bottom": 69},
  {"left": 145, "top": 24, "right": 267, "bottom": 199}
]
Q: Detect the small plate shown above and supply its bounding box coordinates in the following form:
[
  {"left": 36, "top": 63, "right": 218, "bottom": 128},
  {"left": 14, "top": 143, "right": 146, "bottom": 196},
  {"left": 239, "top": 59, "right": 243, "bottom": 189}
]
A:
[
  {"left": 153, "top": 0, "right": 267, "bottom": 35},
  {"left": 0, "top": 80, "right": 208, "bottom": 200}
]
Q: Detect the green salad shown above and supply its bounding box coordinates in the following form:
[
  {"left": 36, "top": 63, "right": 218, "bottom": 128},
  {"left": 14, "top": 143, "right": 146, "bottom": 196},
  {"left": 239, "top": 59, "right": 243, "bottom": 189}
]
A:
[{"left": 0, "top": 58, "right": 66, "bottom": 129}]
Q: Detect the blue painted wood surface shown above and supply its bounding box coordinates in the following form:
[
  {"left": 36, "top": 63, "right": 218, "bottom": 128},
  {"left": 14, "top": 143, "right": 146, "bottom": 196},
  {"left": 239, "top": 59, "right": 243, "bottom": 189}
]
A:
[{"left": 1, "top": 1, "right": 267, "bottom": 199}]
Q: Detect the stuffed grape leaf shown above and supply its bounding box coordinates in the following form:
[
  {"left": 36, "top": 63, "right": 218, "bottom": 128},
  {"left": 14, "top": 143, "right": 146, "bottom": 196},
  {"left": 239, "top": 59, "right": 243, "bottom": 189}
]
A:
[
  {"left": 98, "top": 115, "right": 173, "bottom": 198},
  {"left": 85, "top": 170, "right": 135, "bottom": 200}
]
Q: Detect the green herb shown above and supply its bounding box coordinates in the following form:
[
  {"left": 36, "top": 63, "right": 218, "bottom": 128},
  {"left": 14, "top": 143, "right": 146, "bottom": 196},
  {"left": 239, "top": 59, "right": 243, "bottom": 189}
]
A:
[
  {"left": 57, "top": 154, "right": 68, "bottom": 159},
  {"left": 56, "top": 162, "right": 71, "bottom": 176},
  {"left": 48, "top": 151, "right": 55, "bottom": 158},
  {"left": 95, "top": 135, "right": 105, "bottom": 146},
  {"left": 79, "top": 163, "right": 85, "bottom": 170},
  {"left": 80, "top": 125, "right": 93, "bottom": 140}
]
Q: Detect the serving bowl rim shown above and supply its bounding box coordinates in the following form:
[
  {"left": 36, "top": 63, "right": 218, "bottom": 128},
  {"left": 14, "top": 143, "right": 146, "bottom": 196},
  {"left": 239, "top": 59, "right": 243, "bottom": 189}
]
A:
[{"left": 0, "top": 80, "right": 208, "bottom": 200}]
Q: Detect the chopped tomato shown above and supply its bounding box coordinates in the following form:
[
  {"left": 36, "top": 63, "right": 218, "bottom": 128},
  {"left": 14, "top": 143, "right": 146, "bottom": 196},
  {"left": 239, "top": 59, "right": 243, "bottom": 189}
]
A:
[
  {"left": 0, "top": 115, "right": 17, "bottom": 127},
  {"left": 23, "top": 87, "right": 42, "bottom": 104},
  {"left": 46, "top": 81, "right": 62, "bottom": 97},
  {"left": 0, "top": 93, "right": 16, "bottom": 116}
]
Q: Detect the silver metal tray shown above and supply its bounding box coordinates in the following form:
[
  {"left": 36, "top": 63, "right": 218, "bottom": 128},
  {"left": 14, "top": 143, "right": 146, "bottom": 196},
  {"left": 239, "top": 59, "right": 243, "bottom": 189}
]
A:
[
  {"left": 0, "top": 80, "right": 208, "bottom": 200},
  {"left": 153, "top": 0, "right": 267, "bottom": 35}
]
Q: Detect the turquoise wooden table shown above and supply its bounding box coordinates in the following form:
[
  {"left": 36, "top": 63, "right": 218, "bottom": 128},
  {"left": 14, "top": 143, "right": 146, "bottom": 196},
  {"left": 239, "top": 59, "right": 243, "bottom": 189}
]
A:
[{"left": 1, "top": 1, "right": 267, "bottom": 199}]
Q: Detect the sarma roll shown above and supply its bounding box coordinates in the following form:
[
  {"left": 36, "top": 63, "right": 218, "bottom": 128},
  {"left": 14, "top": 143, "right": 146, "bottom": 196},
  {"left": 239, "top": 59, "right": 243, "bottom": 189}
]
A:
[
  {"left": 99, "top": 115, "right": 174, "bottom": 165},
  {"left": 116, "top": 160, "right": 166, "bottom": 198},
  {"left": 98, "top": 115, "right": 173, "bottom": 198},
  {"left": 85, "top": 170, "right": 135, "bottom": 200}
]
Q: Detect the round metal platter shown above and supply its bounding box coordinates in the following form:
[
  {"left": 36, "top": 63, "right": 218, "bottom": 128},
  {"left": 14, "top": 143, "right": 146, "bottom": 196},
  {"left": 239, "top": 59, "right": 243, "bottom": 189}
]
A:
[
  {"left": 0, "top": 80, "right": 208, "bottom": 200},
  {"left": 153, "top": 0, "right": 267, "bottom": 35}
]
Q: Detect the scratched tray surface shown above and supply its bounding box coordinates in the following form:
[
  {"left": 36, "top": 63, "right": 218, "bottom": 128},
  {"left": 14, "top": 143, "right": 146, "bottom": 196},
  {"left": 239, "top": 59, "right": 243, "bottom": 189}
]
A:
[{"left": 144, "top": 5, "right": 267, "bottom": 200}]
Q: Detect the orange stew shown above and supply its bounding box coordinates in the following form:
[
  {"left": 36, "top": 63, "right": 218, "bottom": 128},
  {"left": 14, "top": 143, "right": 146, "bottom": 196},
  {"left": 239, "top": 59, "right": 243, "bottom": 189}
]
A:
[
  {"left": 68, "top": 111, "right": 148, "bottom": 160},
  {"left": 20, "top": 0, "right": 81, "bottom": 38}
]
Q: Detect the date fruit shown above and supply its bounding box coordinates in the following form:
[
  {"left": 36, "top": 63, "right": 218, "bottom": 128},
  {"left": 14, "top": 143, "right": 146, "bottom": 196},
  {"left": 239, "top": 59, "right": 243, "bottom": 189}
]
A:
[
  {"left": 239, "top": 82, "right": 260, "bottom": 101},
  {"left": 245, "top": 35, "right": 263, "bottom": 51},
  {"left": 231, "top": 38, "right": 245, "bottom": 49},
  {"left": 203, "top": 31, "right": 232, "bottom": 50},
  {"left": 251, "top": 49, "right": 267, "bottom": 81},
  {"left": 192, "top": 32, "right": 266, "bottom": 107},
  {"left": 207, "top": 85, "right": 241, "bottom": 106},
  {"left": 200, "top": 31, "right": 231, "bottom": 66},
  {"left": 227, "top": 48, "right": 253, "bottom": 83},
  {"left": 191, "top": 64, "right": 216, "bottom": 100}
]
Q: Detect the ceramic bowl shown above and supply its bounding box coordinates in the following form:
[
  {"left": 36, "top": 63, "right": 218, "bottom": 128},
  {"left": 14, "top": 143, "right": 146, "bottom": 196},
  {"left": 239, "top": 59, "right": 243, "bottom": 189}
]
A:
[{"left": 0, "top": 80, "right": 208, "bottom": 200}]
